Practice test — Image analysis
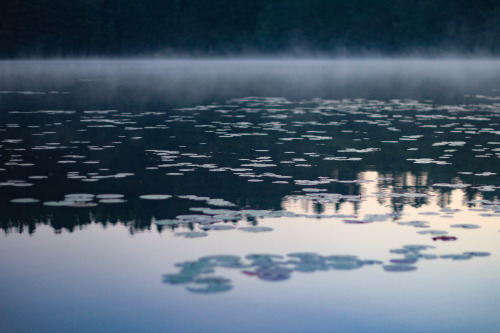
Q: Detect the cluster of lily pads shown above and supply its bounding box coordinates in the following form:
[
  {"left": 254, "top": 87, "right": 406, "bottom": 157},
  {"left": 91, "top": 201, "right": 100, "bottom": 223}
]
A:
[
  {"left": 154, "top": 208, "right": 292, "bottom": 237},
  {"left": 11, "top": 193, "right": 175, "bottom": 207},
  {"left": 164, "top": 247, "right": 491, "bottom": 293},
  {"left": 1, "top": 95, "right": 499, "bottom": 236},
  {"left": 387, "top": 245, "right": 489, "bottom": 267}
]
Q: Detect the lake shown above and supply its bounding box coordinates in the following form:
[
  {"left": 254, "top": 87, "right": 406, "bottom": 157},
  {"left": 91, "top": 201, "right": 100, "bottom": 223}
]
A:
[{"left": 1, "top": 59, "right": 500, "bottom": 332}]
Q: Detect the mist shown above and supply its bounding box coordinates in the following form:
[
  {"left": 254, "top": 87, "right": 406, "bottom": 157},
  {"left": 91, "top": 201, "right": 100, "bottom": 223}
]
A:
[{"left": 1, "top": 59, "right": 500, "bottom": 111}]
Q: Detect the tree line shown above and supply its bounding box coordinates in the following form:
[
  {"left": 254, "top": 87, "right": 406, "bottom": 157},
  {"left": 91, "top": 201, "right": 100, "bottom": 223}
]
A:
[{"left": 1, "top": 0, "right": 499, "bottom": 58}]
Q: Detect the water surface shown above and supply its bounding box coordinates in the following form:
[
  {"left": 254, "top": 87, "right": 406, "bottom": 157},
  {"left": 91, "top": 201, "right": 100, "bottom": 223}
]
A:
[{"left": 1, "top": 59, "right": 500, "bottom": 333}]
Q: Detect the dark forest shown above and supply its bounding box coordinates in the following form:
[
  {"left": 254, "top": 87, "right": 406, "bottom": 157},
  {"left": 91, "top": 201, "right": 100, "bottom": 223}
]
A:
[{"left": 1, "top": 0, "right": 500, "bottom": 58}]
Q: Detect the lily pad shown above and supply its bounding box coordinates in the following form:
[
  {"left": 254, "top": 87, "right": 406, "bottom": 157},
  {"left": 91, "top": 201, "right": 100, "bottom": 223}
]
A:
[
  {"left": 246, "top": 254, "right": 283, "bottom": 261},
  {"left": 343, "top": 219, "right": 372, "bottom": 224},
  {"left": 96, "top": 194, "right": 124, "bottom": 199},
  {"left": 176, "top": 231, "right": 208, "bottom": 238},
  {"left": 390, "top": 258, "right": 418, "bottom": 264},
  {"left": 239, "top": 226, "right": 274, "bottom": 233},
  {"left": 99, "top": 199, "right": 127, "bottom": 204},
  {"left": 330, "top": 260, "right": 363, "bottom": 270},
  {"left": 403, "top": 245, "right": 435, "bottom": 252},
  {"left": 418, "top": 230, "right": 448, "bottom": 235},
  {"left": 65, "top": 193, "right": 94, "bottom": 199},
  {"left": 419, "top": 254, "right": 439, "bottom": 260},
  {"left": 202, "top": 224, "right": 236, "bottom": 231},
  {"left": 440, "top": 254, "right": 473, "bottom": 260},
  {"left": 390, "top": 249, "right": 410, "bottom": 254},
  {"left": 139, "top": 194, "right": 172, "bottom": 200},
  {"left": 256, "top": 267, "right": 292, "bottom": 281},
  {"left": 450, "top": 224, "right": 480, "bottom": 229},
  {"left": 383, "top": 265, "right": 417, "bottom": 272},
  {"left": 361, "top": 260, "right": 384, "bottom": 265},
  {"left": 463, "top": 251, "right": 490, "bottom": 257},
  {"left": 10, "top": 198, "right": 40, "bottom": 203}
]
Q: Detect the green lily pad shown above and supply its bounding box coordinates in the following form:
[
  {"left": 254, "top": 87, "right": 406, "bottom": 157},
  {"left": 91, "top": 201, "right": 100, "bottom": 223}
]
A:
[
  {"left": 419, "top": 254, "right": 439, "bottom": 259},
  {"left": 99, "top": 199, "right": 127, "bottom": 204},
  {"left": 383, "top": 265, "right": 417, "bottom": 272},
  {"left": 65, "top": 193, "right": 94, "bottom": 198},
  {"left": 139, "top": 194, "right": 172, "bottom": 200},
  {"left": 450, "top": 224, "right": 480, "bottom": 229},
  {"left": 256, "top": 267, "right": 292, "bottom": 281},
  {"left": 325, "top": 255, "right": 358, "bottom": 262},
  {"left": 417, "top": 230, "right": 448, "bottom": 235},
  {"left": 246, "top": 254, "right": 283, "bottom": 260},
  {"left": 239, "top": 226, "right": 273, "bottom": 233},
  {"left": 390, "top": 249, "right": 410, "bottom": 254},
  {"left": 96, "top": 194, "right": 124, "bottom": 199},
  {"left": 390, "top": 258, "right": 418, "bottom": 264},
  {"left": 463, "top": 251, "right": 490, "bottom": 257},
  {"left": 10, "top": 198, "right": 40, "bottom": 203},
  {"left": 294, "top": 263, "right": 320, "bottom": 272},
  {"left": 176, "top": 231, "right": 208, "bottom": 238},
  {"left": 440, "top": 254, "right": 473, "bottom": 260},
  {"left": 330, "top": 260, "right": 363, "bottom": 270},
  {"left": 203, "top": 224, "right": 236, "bottom": 231},
  {"left": 361, "top": 260, "right": 383, "bottom": 265}
]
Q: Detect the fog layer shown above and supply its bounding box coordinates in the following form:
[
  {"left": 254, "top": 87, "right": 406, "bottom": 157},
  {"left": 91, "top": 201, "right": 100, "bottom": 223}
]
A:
[{"left": 1, "top": 59, "right": 500, "bottom": 108}]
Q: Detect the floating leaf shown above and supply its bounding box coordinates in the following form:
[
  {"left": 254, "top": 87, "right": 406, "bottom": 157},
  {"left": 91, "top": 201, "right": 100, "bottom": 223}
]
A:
[
  {"left": 383, "top": 265, "right": 417, "bottom": 272},
  {"left": 256, "top": 267, "right": 292, "bottom": 281},
  {"left": 139, "top": 194, "right": 172, "bottom": 200},
  {"left": 96, "top": 194, "right": 124, "bottom": 199},
  {"left": 419, "top": 254, "right": 439, "bottom": 260},
  {"left": 176, "top": 231, "right": 208, "bottom": 238},
  {"left": 65, "top": 193, "right": 94, "bottom": 199},
  {"left": 403, "top": 245, "right": 435, "bottom": 251},
  {"left": 390, "top": 258, "right": 418, "bottom": 264},
  {"left": 463, "top": 251, "right": 490, "bottom": 257},
  {"left": 450, "top": 224, "right": 480, "bottom": 229},
  {"left": 202, "top": 224, "right": 236, "bottom": 231},
  {"left": 10, "top": 198, "right": 40, "bottom": 203},
  {"left": 432, "top": 235, "right": 457, "bottom": 241},
  {"left": 99, "top": 199, "right": 127, "bottom": 204},
  {"left": 361, "top": 260, "right": 383, "bottom": 265},
  {"left": 390, "top": 249, "right": 410, "bottom": 254},
  {"left": 239, "top": 226, "right": 273, "bottom": 233},
  {"left": 246, "top": 254, "right": 283, "bottom": 261},
  {"left": 440, "top": 254, "right": 473, "bottom": 260},
  {"left": 343, "top": 219, "right": 372, "bottom": 224},
  {"left": 418, "top": 230, "right": 448, "bottom": 235},
  {"left": 330, "top": 260, "right": 363, "bottom": 270}
]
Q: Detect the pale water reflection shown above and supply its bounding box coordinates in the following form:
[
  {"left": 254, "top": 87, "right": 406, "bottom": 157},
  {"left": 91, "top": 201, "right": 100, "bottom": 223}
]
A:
[{"left": 163, "top": 171, "right": 497, "bottom": 293}]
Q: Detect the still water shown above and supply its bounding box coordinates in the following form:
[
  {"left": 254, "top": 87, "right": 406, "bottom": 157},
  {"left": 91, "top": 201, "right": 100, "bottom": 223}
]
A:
[{"left": 1, "top": 59, "right": 500, "bottom": 332}]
